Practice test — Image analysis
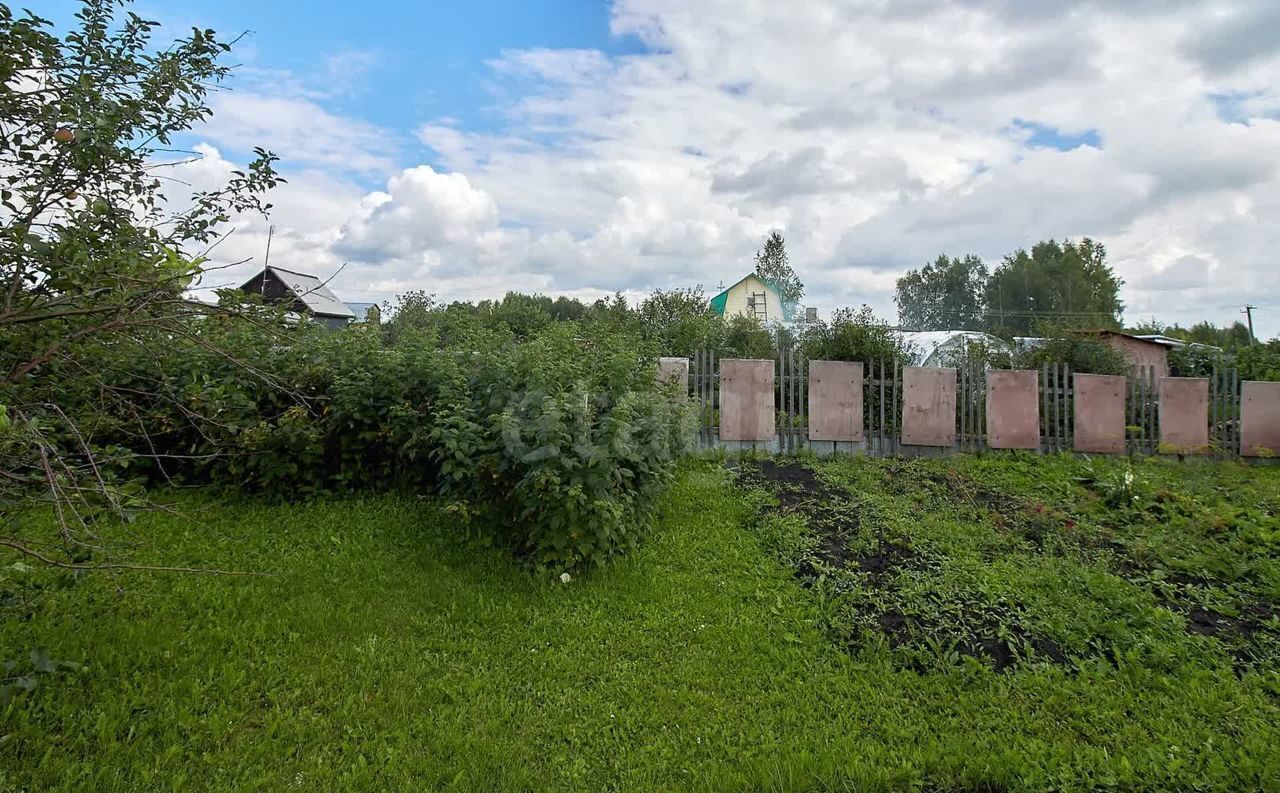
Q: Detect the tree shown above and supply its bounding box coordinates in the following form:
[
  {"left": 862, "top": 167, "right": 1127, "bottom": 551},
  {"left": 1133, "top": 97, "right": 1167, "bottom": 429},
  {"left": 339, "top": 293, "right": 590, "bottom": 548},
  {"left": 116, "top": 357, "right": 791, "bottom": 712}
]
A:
[
  {"left": 1237, "top": 339, "right": 1280, "bottom": 381},
  {"left": 1182, "top": 321, "right": 1252, "bottom": 351},
  {"left": 753, "top": 230, "right": 803, "bottom": 319},
  {"left": 894, "top": 254, "right": 988, "bottom": 331},
  {"left": 637, "top": 286, "right": 721, "bottom": 357},
  {"left": 1, "top": 1, "right": 280, "bottom": 567},
  {"left": 799, "top": 305, "right": 912, "bottom": 363},
  {"left": 983, "top": 239, "right": 1123, "bottom": 336},
  {"left": 720, "top": 315, "right": 774, "bottom": 359},
  {"left": 1126, "top": 319, "right": 1252, "bottom": 352}
]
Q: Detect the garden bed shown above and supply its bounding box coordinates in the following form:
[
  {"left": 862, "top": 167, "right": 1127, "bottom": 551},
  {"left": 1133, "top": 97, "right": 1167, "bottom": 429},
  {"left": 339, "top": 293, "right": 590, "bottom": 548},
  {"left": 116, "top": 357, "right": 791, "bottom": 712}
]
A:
[{"left": 739, "top": 453, "right": 1280, "bottom": 676}]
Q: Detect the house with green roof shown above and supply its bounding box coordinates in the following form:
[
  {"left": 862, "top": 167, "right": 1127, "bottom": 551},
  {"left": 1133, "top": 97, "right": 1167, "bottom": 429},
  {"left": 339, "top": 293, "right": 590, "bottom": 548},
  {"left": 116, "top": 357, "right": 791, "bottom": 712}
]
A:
[{"left": 709, "top": 273, "right": 792, "bottom": 322}]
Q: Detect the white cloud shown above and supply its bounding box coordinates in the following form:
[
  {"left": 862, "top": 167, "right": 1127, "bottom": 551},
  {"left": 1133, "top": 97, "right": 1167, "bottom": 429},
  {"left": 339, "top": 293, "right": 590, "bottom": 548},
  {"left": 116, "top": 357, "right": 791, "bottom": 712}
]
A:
[
  {"left": 335, "top": 166, "right": 500, "bottom": 261},
  {"left": 190, "top": 1, "right": 1280, "bottom": 338},
  {"left": 203, "top": 93, "right": 398, "bottom": 174}
]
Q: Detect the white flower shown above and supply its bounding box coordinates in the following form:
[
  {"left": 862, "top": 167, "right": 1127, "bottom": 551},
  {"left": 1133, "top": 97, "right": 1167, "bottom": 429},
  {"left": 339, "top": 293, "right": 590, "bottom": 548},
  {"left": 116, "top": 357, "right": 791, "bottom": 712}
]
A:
[{"left": 560, "top": 572, "right": 572, "bottom": 584}]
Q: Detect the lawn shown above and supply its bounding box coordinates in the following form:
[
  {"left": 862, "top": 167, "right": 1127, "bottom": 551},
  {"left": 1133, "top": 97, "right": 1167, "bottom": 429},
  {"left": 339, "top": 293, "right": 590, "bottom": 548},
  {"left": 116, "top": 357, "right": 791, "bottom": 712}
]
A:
[{"left": 2, "top": 456, "right": 1279, "bottom": 792}]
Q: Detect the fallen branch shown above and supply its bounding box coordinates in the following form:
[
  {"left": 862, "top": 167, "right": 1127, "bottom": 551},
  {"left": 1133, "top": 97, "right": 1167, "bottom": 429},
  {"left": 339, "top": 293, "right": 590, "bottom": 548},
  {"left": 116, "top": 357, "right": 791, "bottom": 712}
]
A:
[{"left": 0, "top": 538, "right": 273, "bottom": 577}]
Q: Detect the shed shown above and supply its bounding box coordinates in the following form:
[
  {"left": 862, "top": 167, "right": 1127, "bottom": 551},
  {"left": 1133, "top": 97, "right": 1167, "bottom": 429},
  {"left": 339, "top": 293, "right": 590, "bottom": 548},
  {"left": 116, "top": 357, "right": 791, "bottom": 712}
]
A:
[
  {"left": 238, "top": 266, "right": 356, "bottom": 331},
  {"left": 1076, "top": 330, "right": 1170, "bottom": 378}
]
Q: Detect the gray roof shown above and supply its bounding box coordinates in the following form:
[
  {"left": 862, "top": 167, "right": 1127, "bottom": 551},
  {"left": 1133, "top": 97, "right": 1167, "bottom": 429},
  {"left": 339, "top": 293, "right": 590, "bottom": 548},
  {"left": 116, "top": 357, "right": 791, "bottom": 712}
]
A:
[
  {"left": 264, "top": 266, "right": 354, "bottom": 318},
  {"left": 345, "top": 301, "right": 377, "bottom": 322}
]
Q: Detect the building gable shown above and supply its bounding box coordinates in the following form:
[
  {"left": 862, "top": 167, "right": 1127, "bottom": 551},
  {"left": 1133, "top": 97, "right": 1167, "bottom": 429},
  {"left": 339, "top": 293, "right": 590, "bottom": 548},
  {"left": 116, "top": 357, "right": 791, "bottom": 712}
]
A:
[{"left": 711, "top": 273, "right": 788, "bottom": 321}]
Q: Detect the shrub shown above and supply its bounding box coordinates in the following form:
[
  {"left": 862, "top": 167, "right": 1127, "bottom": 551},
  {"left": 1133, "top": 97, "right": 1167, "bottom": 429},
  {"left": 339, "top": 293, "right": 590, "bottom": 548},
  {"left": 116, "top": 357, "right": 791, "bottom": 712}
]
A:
[
  {"left": 1237, "top": 340, "right": 1280, "bottom": 381},
  {"left": 9, "top": 307, "right": 692, "bottom": 571},
  {"left": 798, "top": 306, "right": 912, "bottom": 362},
  {"left": 1016, "top": 335, "right": 1129, "bottom": 375},
  {"left": 1168, "top": 344, "right": 1225, "bottom": 378}
]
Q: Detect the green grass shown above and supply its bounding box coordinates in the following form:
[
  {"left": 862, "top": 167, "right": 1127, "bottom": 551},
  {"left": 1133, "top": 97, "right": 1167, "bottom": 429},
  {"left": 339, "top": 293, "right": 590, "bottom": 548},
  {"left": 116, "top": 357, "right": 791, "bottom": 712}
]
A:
[{"left": 2, "top": 458, "right": 1279, "bottom": 792}]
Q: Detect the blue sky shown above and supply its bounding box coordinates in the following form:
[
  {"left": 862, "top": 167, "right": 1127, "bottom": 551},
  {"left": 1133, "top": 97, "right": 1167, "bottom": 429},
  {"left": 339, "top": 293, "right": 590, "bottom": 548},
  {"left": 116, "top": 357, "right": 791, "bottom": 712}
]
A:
[
  {"left": 30, "top": 0, "right": 1280, "bottom": 337},
  {"left": 40, "top": 0, "right": 646, "bottom": 168}
]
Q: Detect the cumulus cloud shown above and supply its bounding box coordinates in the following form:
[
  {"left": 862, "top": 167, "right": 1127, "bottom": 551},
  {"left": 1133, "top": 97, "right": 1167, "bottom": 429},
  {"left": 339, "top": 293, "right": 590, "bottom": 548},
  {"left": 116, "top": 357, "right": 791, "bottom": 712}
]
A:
[
  {"left": 335, "top": 166, "right": 500, "bottom": 261},
  {"left": 188, "top": 0, "right": 1280, "bottom": 338}
]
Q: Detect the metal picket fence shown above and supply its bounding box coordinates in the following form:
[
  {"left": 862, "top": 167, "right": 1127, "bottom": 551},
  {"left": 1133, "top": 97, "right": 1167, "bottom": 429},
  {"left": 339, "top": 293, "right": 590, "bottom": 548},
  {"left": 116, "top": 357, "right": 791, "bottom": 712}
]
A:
[{"left": 687, "top": 350, "right": 1243, "bottom": 457}]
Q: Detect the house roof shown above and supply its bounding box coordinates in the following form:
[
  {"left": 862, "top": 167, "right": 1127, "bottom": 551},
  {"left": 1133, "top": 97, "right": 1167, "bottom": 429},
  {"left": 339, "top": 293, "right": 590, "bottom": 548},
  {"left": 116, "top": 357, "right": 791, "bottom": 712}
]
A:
[
  {"left": 1072, "top": 329, "right": 1168, "bottom": 349},
  {"left": 1132, "top": 333, "right": 1222, "bottom": 352},
  {"left": 243, "top": 266, "right": 355, "bottom": 319},
  {"left": 709, "top": 273, "right": 784, "bottom": 316}
]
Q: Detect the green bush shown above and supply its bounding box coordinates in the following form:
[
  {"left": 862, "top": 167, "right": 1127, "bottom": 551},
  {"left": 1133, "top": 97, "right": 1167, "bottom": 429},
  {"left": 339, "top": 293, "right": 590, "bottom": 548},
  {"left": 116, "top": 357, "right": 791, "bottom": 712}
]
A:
[
  {"left": 427, "top": 323, "right": 692, "bottom": 569},
  {"left": 798, "top": 305, "right": 912, "bottom": 362},
  {"left": 1237, "top": 340, "right": 1280, "bottom": 381},
  {"left": 1016, "top": 334, "right": 1129, "bottom": 375},
  {"left": 6, "top": 303, "right": 692, "bottom": 571},
  {"left": 1168, "top": 344, "right": 1225, "bottom": 378}
]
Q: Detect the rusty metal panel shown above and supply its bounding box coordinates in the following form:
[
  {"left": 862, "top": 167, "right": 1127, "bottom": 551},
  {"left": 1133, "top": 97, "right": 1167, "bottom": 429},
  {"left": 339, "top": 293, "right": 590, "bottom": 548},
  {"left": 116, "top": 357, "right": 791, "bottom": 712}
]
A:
[
  {"left": 985, "top": 369, "right": 1039, "bottom": 450},
  {"left": 656, "top": 357, "right": 689, "bottom": 391},
  {"left": 901, "top": 367, "right": 956, "bottom": 447},
  {"left": 1073, "top": 373, "right": 1126, "bottom": 454},
  {"left": 808, "top": 360, "right": 863, "bottom": 441},
  {"left": 1241, "top": 381, "right": 1280, "bottom": 457},
  {"left": 719, "top": 358, "right": 774, "bottom": 442},
  {"left": 1159, "top": 377, "right": 1209, "bottom": 454}
]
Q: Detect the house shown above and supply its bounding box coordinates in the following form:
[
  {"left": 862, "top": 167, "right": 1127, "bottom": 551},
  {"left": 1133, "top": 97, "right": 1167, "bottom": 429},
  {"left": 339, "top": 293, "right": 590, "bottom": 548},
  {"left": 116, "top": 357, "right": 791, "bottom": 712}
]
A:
[
  {"left": 238, "top": 266, "right": 356, "bottom": 331},
  {"left": 709, "top": 274, "right": 789, "bottom": 322}
]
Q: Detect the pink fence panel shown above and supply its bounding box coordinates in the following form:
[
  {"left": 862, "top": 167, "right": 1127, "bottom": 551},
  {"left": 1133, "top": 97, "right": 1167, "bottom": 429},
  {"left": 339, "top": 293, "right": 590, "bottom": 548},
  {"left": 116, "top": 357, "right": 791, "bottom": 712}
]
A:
[
  {"left": 1159, "top": 377, "right": 1209, "bottom": 454},
  {"left": 1073, "top": 373, "right": 1126, "bottom": 454},
  {"left": 808, "top": 361, "right": 864, "bottom": 442},
  {"left": 1241, "top": 381, "right": 1280, "bottom": 457},
  {"left": 719, "top": 359, "right": 774, "bottom": 442},
  {"left": 656, "top": 357, "right": 689, "bottom": 390},
  {"left": 986, "top": 370, "right": 1039, "bottom": 450},
  {"left": 902, "top": 367, "right": 956, "bottom": 447}
]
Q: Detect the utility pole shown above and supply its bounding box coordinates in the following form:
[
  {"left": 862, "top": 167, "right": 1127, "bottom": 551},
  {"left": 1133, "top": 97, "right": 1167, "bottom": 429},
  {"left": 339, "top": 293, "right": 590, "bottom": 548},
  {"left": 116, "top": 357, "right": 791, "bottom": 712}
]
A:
[
  {"left": 262, "top": 225, "right": 274, "bottom": 297},
  {"left": 1242, "top": 304, "right": 1256, "bottom": 345}
]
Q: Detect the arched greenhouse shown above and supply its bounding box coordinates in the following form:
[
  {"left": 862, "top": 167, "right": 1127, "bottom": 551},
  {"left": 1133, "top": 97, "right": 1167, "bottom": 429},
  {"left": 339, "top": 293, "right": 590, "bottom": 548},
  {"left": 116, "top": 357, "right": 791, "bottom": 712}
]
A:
[{"left": 896, "top": 330, "right": 1012, "bottom": 368}]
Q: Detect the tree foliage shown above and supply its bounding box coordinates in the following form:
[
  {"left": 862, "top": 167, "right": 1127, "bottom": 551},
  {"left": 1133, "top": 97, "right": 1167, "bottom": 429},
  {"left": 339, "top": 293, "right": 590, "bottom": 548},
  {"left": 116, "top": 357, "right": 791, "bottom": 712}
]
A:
[
  {"left": 895, "top": 240, "right": 1125, "bottom": 337},
  {"left": 984, "top": 239, "right": 1123, "bottom": 336},
  {"left": 894, "top": 254, "right": 988, "bottom": 331},
  {"left": 0, "top": 0, "right": 280, "bottom": 566},
  {"left": 637, "top": 287, "right": 721, "bottom": 358},
  {"left": 753, "top": 230, "right": 803, "bottom": 318},
  {"left": 1237, "top": 340, "right": 1280, "bottom": 382},
  {"left": 798, "top": 305, "right": 913, "bottom": 363},
  {"left": 1128, "top": 319, "right": 1253, "bottom": 352},
  {"left": 1015, "top": 334, "right": 1130, "bottom": 376}
]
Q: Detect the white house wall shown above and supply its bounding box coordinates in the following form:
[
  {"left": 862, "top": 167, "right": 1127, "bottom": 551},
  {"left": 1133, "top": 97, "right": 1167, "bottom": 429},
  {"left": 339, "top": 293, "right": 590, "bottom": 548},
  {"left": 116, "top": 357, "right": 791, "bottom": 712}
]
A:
[{"left": 722, "top": 275, "right": 784, "bottom": 322}]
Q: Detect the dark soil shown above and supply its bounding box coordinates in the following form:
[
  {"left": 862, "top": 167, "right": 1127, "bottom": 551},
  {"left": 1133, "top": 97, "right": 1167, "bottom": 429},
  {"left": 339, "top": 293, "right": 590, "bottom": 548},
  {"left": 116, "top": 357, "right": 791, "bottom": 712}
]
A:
[
  {"left": 740, "top": 460, "right": 1045, "bottom": 672},
  {"left": 738, "top": 458, "right": 1278, "bottom": 675},
  {"left": 1185, "top": 607, "right": 1253, "bottom": 638},
  {"left": 1107, "top": 547, "right": 1278, "bottom": 667},
  {"left": 742, "top": 460, "right": 910, "bottom": 577}
]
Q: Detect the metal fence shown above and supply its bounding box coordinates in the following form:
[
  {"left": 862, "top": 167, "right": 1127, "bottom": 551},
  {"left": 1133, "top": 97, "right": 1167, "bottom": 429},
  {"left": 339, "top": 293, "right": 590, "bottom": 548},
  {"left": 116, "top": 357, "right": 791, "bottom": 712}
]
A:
[{"left": 688, "top": 349, "right": 1245, "bottom": 457}]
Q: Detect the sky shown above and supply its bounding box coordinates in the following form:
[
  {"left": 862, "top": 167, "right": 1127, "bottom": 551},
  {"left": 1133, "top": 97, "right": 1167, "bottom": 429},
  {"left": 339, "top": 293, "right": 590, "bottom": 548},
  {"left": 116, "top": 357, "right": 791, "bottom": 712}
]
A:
[{"left": 36, "top": 0, "right": 1280, "bottom": 338}]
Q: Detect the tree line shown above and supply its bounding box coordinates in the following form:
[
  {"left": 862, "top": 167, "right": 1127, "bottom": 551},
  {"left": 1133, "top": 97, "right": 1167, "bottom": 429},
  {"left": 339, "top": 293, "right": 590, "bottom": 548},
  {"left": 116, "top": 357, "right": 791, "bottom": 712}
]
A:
[
  {"left": 894, "top": 239, "right": 1124, "bottom": 337},
  {"left": 894, "top": 240, "right": 1260, "bottom": 353}
]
